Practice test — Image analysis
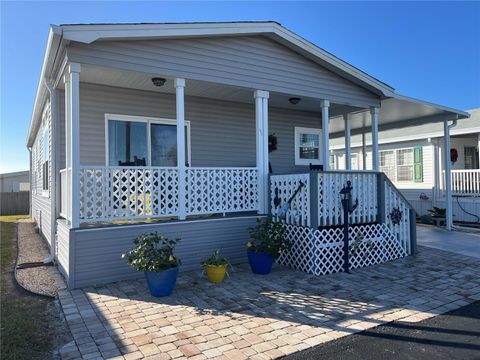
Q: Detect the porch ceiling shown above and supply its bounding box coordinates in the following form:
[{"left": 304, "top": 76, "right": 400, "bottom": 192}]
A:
[{"left": 75, "top": 64, "right": 469, "bottom": 136}]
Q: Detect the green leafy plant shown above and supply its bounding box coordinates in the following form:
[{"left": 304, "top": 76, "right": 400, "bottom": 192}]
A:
[
  {"left": 247, "top": 217, "right": 292, "bottom": 258},
  {"left": 122, "top": 232, "right": 181, "bottom": 272},
  {"left": 201, "top": 250, "right": 231, "bottom": 268},
  {"left": 428, "top": 207, "right": 446, "bottom": 217}
]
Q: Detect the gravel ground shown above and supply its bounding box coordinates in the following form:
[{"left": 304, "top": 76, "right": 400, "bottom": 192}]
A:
[{"left": 15, "top": 219, "right": 66, "bottom": 297}]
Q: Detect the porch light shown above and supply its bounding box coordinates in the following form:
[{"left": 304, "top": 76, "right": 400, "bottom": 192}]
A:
[
  {"left": 152, "top": 77, "right": 166, "bottom": 87},
  {"left": 289, "top": 97, "right": 301, "bottom": 105}
]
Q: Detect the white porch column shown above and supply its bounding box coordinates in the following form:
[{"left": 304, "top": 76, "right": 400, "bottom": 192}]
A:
[
  {"left": 371, "top": 107, "right": 380, "bottom": 171},
  {"left": 254, "top": 90, "right": 269, "bottom": 214},
  {"left": 321, "top": 100, "right": 330, "bottom": 170},
  {"left": 175, "top": 78, "right": 187, "bottom": 220},
  {"left": 362, "top": 132, "right": 367, "bottom": 170},
  {"left": 344, "top": 113, "right": 351, "bottom": 170},
  {"left": 478, "top": 134, "right": 480, "bottom": 168},
  {"left": 444, "top": 119, "right": 453, "bottom": 230},
  {"left": 67, "top": 63, "right": 81, "bottom": 228},
  {"left": 63, "top": 75, "right": 71, "bottom": 224}
]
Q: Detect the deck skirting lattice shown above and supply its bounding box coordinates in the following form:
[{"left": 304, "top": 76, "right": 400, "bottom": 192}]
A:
[{"left": 277, "top": 223, "right": 407, "bottom": 276}]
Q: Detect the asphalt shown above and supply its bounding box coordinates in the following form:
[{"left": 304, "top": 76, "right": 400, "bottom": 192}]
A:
[{"left": 284, "top": 301, "right": 480, "bottom": 360}]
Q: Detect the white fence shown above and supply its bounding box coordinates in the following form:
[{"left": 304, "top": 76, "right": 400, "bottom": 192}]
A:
[
  {"left": 66, "top": 166, "right": 258, "bottom": 223},
  {"left": 59, "top": 168, "right": 70, "bottom": 220},
  {"left": 270, "top": 173, "right": 310, "bottom": 226},
  {"left": 384, "top": 177, "right": 413, "bottom": 254},
  {"left": 270, "top": 172, "right": 377, "bottom": 228},
  {"left": 318, "top": 172, "right": 377, "bottom": 227},
  {"left": 450, "top": 170, "right": 480, "bottom": 196}
]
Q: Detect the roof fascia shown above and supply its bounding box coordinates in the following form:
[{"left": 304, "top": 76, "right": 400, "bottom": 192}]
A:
[{"left": 26, "top": 25, "right": 62, "bottom": 147}]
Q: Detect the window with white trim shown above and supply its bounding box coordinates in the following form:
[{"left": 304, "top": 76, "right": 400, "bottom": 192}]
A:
[
  {"left": 294, "top": 127, "right": 322, "bottom": 165},
  {"left": 378, "top": 147, "right": 423, "bottom": 182},
  {"left": 106, "top": 114, "right": 191, "bottom": 167}
]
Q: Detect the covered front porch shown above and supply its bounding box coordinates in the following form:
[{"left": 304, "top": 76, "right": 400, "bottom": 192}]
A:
[{"left": 57, "top": 62, "right": 386, "bottom": 228}]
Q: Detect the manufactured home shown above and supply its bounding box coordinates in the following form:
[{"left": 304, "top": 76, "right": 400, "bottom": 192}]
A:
[
  {"left": 27, "top": 22, "right": 469, "bottom": 289},
  {"left": 330, "top": 109, "right": 480, "bottom": 223}
]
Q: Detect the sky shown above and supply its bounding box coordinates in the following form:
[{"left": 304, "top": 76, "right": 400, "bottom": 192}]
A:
[{"left": 1, "top": 1, "right": 479, "bottom": 173}]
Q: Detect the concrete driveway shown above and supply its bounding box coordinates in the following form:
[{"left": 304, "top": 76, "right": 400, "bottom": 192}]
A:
[
  {"left": 417, "top": 225, "right": 480, "bottom": 259},
  {"left": 58, "top": 245, "right": 480, "bottom": 360}
]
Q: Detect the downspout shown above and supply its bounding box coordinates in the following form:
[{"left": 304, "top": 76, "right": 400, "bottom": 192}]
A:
[
  {"left": 43, "top": 79, "right": 57, "bottom": 264},
  {"left": 28, "top": 147, "right": 32, "bottom": 216},
  {"left": 443, "top": 116, "right": 458, "bottom": 231}
]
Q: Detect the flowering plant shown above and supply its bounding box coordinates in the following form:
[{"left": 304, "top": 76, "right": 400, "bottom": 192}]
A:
[
  {"left": 247, "top": 217, "right": 291, "bottom": 258},
  {"left": 122, "top": 232, "right": 181, "bottom": 272}
]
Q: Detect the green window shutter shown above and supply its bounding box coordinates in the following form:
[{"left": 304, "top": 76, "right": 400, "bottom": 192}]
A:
[{"left": 414, "top": 147, "right": 423, "bottom": 182}]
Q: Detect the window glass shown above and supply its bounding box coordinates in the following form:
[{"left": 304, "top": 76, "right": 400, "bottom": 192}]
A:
[
  {"left": 351, "top": 153, "right": 359, "bottom": 170},
  {"left": 380, "top": 151, "right": 396, "bottom": 181},
  {"left": 108, "top": 120, "right": 147, "bottom": 166},
  {"left": 151, "top": 124, "right": 177, "bottom": 166},
  {"left": 299, "top": 133, "right": 319, "bottom": 159},
  {"left": 397, "top": 149, "right": 413, "bottom": 181},
  {"left": 464, "top": 147, "right": 478, "bottom": 169}
]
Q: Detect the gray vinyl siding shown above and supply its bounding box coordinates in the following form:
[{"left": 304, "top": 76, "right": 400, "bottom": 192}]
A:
[
  {"left": 64, "top": 83, "right": 325, "bottom": 173},
  {"left": 71, "top": 216, "right": 258, "bottom": 289},
  {"left": 31, "top": 100, "right": 53, "bottom": 246},
  {"left": 56, "top": 219, "right": 71, "bottom": 280},
  {"left": 66, "top": 35, "right": 379, "bottom": 107}
]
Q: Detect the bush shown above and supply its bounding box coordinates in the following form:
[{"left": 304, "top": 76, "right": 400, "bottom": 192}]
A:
[
  {"left": 247, "top": 217, "right": 292, "bottom": 258},
  {"left": 201, "top": 250, "right": 230, "bottom": 267},
  {"left": 122, "top": 232, "right": 180, "bottom": 272}
]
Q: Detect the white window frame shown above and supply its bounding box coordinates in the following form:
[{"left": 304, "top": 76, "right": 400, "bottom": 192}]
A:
[
  {"left": 294, "top": 127, "right": 323, "bottom": 166},
  {"left": 378, "top": 147, "right": 420, "bottom": 183},
  {"left": 104, "top": 114, "right": 191, "bottom": 167}
]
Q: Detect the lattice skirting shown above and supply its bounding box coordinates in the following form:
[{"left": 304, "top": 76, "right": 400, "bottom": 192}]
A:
[{"left": 277, "top": 223, "right": 407, "bottom": 276}]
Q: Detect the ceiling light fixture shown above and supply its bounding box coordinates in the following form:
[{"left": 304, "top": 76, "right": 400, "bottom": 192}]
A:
[
  {"left": 152, "top": 77, "right": 166, "bottom": 87},
  {"left": 289, "top": 97, "right": 301, "bottom": 105}
]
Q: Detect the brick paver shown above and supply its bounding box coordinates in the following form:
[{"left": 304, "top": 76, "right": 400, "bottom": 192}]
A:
[{"left": 58, "top": 246, "right": 480, "bottom": 359}]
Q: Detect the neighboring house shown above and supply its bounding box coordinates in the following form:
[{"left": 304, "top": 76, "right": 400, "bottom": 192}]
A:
[
  {"left": 0, "top": 170, "right": 30, "bottom": 192},
  {"left": 26, "top": 22, "right": 469, "bottom": 289},
  {"left": 330, "top": 109, "right": 480, "bottom": 222}
]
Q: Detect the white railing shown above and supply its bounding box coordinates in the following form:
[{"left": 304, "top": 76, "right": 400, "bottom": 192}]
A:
[
  {"left": 76, "top": 166, "right": 258, "bottom": 223},
  {"left": 384, "top": 177, "right": 412, "bottom": 254},
  {"left": 79, "top": 166, "right": 179, "bottom": 222},
  {"left": 185, "top": 167, "right": 258, "bottom": 215},
  {"left": 270, "top": 173, "right": 310, "bottom": 226},
  {"left": 450, "top": 170, "right": 480, "bottom": 196},
  {"left": 59, "top": 168, "right": 70, "bottom": 220},
  {"left": 318, "top": 172, "right": 377, "bottom": 227}
]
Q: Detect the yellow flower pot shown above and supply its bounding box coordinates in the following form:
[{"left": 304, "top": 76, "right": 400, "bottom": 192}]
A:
[{"left": 205, "top": 264, "right": 227, "bottom": 284}]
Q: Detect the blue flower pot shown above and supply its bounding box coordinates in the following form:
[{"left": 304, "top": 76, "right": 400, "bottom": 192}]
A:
[
  {"left": 144, "top": 267, "right": 179, "bottom": 297},
  {"left": 247, "top": 249, "right": 273, "bottom": 275}
]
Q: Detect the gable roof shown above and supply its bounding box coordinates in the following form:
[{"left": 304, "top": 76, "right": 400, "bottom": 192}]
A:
[{"left": 26, "top": 21, "right": 469, "bottom": 147}]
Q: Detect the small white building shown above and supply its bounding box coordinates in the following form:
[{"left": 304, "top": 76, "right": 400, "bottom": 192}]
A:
[
  {"left": 330, "top": 109, "right": 480, "bottom": 223},
  {"left": 0, "top": 170, "right": 30, "bottom": 192}
]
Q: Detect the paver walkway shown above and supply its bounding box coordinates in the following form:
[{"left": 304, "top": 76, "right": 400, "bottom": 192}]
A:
[{"left": 58, "top": 246, "right": 480, "bottom": 360}]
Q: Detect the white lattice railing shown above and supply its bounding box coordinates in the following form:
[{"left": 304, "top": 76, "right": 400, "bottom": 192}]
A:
[
  {"left": 384, "top": 177, "right": 413, "bottom": 254},
  {"left": 277, "top": 223, "right": 407, "bottom": 276},
  {"left": 270, "top": 173, "right": 310, "bottom": 226},
  {"left": 318, "top": 172, "right": 377, "bottom": 227},
  {"left": 76, "top": 166, "right": 258, "bottom": 223},
  {"left": 79, "top": 166, "right": 179, "bottom": 222},
  {"left": 449, "top": 170, "right": 480, "bottom": 196},
  {"left": 185, "top": 167, "right": 258, "bottom": 215}
]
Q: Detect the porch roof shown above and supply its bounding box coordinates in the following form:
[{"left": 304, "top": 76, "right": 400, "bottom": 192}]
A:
[{"left": 27, "top": 21, "right": 469, "bottom": 147}]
